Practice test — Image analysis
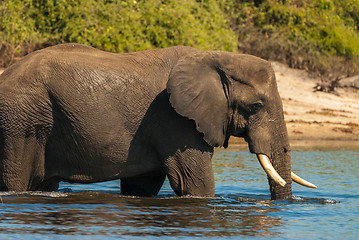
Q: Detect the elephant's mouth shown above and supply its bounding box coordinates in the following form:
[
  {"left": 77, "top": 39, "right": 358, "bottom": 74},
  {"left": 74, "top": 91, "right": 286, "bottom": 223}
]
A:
[{"left": 256, "top": 154, "right": 317, "bottom": 189}]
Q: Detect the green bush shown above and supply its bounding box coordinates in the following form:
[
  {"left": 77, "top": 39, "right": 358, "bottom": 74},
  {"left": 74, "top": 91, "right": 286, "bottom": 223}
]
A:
[
  {"left": 1, "top": 0, "right": 359, "bottom": 83},
  {"left": 223, "top": 0, "right": 359, "bottom": 80},
  {"left": 0, "top": 0, "right": 237, "bottom": 66},
  {"left": 227, "top": 0, "right": 359, "bottom": 56}
]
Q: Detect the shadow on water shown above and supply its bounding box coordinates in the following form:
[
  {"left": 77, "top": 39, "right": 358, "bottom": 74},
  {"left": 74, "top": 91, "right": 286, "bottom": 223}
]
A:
[{"left": 0, "top": 189, "right": 338, "bottom": 239}]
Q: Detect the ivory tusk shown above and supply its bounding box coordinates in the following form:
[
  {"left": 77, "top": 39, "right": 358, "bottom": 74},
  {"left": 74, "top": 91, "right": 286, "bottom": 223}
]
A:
[
  {"left": 291, "top": 172, "right": 317, "bottom": 189},
  {"left": 257, "top": 154, "right": 287, "bottom": 187}
]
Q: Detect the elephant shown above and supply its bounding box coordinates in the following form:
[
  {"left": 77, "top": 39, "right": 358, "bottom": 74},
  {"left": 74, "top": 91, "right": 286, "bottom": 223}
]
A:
[{"left": 0, "top": 43, "right": 316, "bottom": 200}]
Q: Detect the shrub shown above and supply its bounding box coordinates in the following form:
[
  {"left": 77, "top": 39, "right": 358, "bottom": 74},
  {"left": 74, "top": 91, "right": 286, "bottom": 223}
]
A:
[
  {"left": 223, "top": 0, "right": 359, "bottom": 82},
  {"left": 0, "top": 0, "right": 237, "bottom": 67},
  {"left": 1, "top": 0, "right": 359, "bottom": 87}
]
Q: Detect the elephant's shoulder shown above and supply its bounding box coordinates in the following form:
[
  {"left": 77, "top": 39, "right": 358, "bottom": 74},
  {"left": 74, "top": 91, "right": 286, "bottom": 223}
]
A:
[
  {"left": 42, "top": 43, "right": 97, "bottom": 53},
  {"left": 167, "top": 46, "right": 200, "bottom": 58},
  {"left": 30, "top": 44, "right": 105, "bottom": 62}
]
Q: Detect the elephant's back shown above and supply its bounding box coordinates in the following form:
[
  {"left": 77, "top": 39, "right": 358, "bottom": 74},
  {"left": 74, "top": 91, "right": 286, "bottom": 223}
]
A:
[
  {"left": 1, "top": 43, "right": 197, "bottom": 94},
  {"left": 0, "top": 44, "right": 197, "bottom": 134},
  {"left": 0, "top": 43, "right": 198, "bottom": 139}
]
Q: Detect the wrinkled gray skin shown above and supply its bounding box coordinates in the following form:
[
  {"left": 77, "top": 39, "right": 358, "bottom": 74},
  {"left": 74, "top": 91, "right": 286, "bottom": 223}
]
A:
[{"left": 0, "top": 44, "right": 292, "bottom": 200}]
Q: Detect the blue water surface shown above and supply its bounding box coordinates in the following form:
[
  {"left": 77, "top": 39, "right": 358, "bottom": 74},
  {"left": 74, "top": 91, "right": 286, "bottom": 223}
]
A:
[{"left": 0, "top": 141, "right": 358, "bottom": 239}]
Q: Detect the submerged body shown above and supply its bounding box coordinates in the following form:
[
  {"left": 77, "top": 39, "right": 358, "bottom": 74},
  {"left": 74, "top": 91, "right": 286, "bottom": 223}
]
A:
[{"left": 0, "top": 44, "right": 315, "bottom": 199}]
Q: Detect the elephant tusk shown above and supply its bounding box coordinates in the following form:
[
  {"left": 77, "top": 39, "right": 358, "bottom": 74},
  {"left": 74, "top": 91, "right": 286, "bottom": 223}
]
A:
[
  {"left": 291, "top": 172, "right": 317, "bottom": 189},
  {"left": 257, "top": 154, "right": 287, "bottom": 187}
]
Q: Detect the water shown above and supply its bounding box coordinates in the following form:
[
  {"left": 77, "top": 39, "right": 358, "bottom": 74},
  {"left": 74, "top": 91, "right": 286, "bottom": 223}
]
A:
[{"left": 0, "top": 141, "right": 358, "bottom": 239}]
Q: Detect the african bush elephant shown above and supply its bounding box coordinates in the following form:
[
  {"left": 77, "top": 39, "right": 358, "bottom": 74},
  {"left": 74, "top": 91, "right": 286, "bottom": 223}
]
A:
[{"left": 0, "top": 44, "right": 315, "bottom": 200}]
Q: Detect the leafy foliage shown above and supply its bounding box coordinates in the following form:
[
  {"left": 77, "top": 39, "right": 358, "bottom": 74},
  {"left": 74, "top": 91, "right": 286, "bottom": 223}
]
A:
[
  {"left": 223, "top": 0, "right": 359, "bottom": 79},
  {"left": 1, "top": 0, "right": 359, "bottom": 82},
  {"left": 0, "top": 0, "right": 237, "bottom": 66}
]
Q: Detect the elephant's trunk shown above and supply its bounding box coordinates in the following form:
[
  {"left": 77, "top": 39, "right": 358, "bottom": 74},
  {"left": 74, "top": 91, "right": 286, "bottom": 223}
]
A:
[
  {"left": 246, "top": 103, "right": 317, "bottom": 199},
  {"left": 245, "top": 103, "right": 293, "bottom": 200},
  {"left": 266, "top": 132, "right": 293, "bottom": 200},
  {"left": 247, "top": 110, "right": 318, "bottom": 199},
  {"left": 257, "top": 154, "right": 287, "bottom": 187}
]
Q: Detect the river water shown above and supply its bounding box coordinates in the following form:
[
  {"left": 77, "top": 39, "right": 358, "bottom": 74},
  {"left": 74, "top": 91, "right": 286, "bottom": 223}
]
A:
[{"left": 0, "top": 141, "right": 358, "bottom": 239}]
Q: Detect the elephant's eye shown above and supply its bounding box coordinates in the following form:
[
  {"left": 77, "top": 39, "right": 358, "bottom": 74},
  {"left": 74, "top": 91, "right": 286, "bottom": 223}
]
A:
[{"left": 249, "top": 102, "right": 263, "bottom": 113}]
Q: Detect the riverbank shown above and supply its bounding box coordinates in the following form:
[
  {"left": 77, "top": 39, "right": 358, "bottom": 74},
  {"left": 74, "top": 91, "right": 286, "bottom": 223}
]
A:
[
  {"left": 273, "top": 62, "right": 358, "bottom": 141},
  {"left": 1, "top": 61, "right": 358, "bottom": 143}
]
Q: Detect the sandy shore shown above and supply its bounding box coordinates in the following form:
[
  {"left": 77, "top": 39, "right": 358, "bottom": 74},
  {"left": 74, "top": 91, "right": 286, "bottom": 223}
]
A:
[
  {"left": 1, "top": 62, "right": 358, "bottom": 143},
  {"left": 273, "top": 62, "right": 358, "bottom": 142}
]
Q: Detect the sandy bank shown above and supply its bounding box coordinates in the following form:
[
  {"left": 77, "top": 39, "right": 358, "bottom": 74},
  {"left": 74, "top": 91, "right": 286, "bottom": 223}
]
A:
[{"left": 273, "top": 62, "right": 358, "bottom": 141}]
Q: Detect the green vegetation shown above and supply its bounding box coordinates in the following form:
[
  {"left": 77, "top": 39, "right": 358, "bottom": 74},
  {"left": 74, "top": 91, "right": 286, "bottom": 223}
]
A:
[
  {"left": 0, "top": 0, "right": 237, "bottom": 66},
  {"left": 224, "top": 0, "right": 359, "bottom": 81},
  {"left": 1, "top": 0, "right": 359, "bottom": 84}
]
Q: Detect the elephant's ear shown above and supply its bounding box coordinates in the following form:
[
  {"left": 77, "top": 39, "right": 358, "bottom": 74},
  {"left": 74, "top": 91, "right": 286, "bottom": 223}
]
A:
[{"left": 167, "top": 52, "right": 229, "bottom": 147}]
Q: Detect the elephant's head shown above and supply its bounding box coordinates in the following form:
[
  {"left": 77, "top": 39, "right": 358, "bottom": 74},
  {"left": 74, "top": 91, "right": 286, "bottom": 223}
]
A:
[{"left": 167, "top": 51, "right": 316, "bottom": 200}]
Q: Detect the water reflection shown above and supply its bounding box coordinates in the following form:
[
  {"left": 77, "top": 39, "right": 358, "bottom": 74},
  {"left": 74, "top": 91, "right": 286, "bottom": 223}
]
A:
[{"left": 0, "top": 191, "right": 284, "bottom": 238}]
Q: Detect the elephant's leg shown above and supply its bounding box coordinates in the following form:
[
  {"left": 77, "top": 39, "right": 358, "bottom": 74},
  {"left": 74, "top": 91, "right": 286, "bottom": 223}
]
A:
[
  {"left": 0, "top": 135, "right": 46, "bottom": 191},
  {"left": 121, "top": 171, "right": 166, "bottom": 197},
  {"left": 33, "top": 178, "right": 60, "bottom": 191},
  {"left": 164, "top": 149, "right": 215, "bottom": 197}
]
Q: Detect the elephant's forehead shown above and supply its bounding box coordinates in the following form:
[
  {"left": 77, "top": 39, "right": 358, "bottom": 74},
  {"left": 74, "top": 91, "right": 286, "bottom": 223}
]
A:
[
  {"left": 218, "top": 54, "right": 274, "bottom": 80},
  {"left": 229, "top": 64, "right": 276, "bottom": 89}
]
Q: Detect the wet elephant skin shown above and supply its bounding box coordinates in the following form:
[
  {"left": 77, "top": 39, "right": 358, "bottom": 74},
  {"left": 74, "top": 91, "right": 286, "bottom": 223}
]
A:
[{"left": 0, "top": 44, "right": 292, "bottom": 199}]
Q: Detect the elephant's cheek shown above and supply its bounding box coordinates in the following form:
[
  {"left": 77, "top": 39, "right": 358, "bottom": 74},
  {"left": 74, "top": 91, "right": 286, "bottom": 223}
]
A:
[{"left": 245, "top": 127, "right": 271, "bottom": 156}]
